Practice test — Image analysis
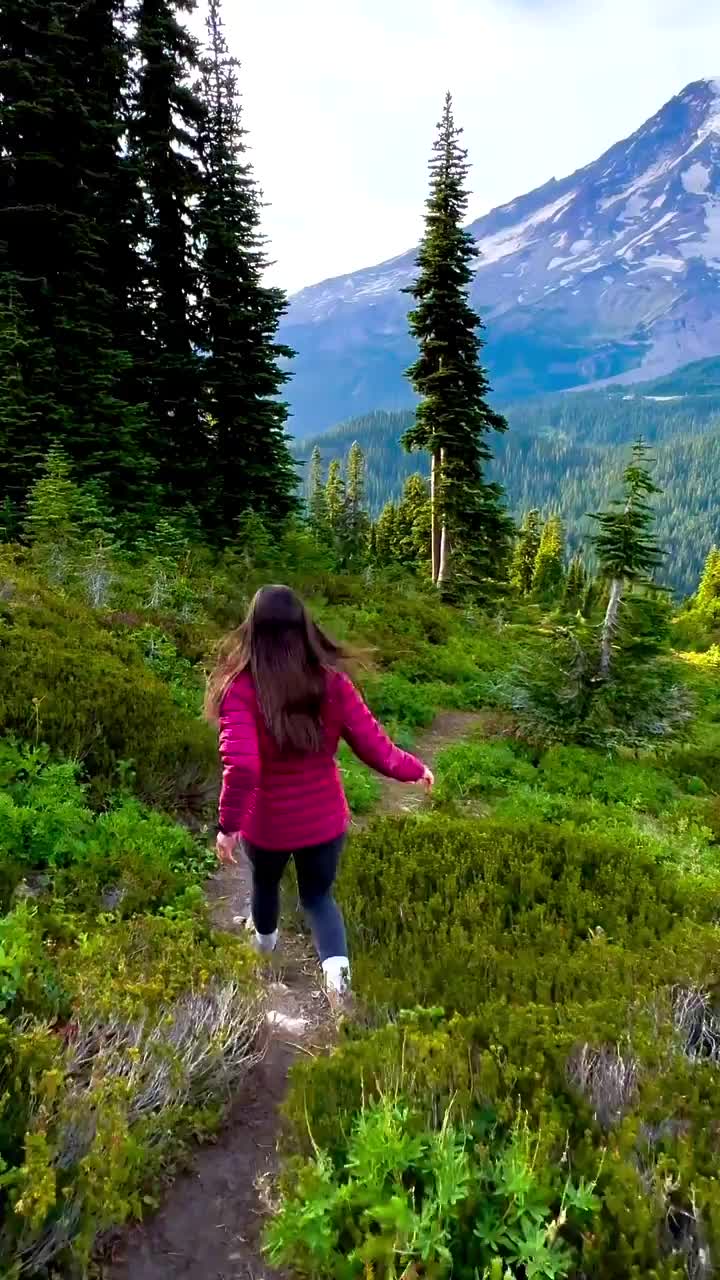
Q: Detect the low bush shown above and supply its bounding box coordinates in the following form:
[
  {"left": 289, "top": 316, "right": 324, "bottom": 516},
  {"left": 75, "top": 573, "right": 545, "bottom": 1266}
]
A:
[
  {"left": 0, "top": 738, "right": 213, "bottom": 919},
  {"left": 281, "top": 1001, "right": 720, "bottom": 1278},
  {"left": 338, "top": 815, "right": 717, "bottom": 1016},
  {"left": 337, "top": 743, "right": 381, "bottom": 814},
  {"left": 273, "top": 809, "right": 720, "bottom": 1276},
  {"left": 432, "top": 740, "right": 537, "bottom": 806},
  {"left": 667, "top": 745, "right": 720, "bottom": 796},
  {"left": 0, "top": 917, "right": 263, "bottom": 1277},
  {"left": 126, "top": 623, "right": 206, "bottom": 716},
  {"left": 268, "top": 1094, "right": 599, "bottom": 1279},
  {"left": 0, "top": 588, "right": 217, "bottom": 814},
  {"left": 362, "top": 672, "right": 437, "bottom": 731},
  {"left": 536, "top": 745, "right": 679, "bottom": 813}
]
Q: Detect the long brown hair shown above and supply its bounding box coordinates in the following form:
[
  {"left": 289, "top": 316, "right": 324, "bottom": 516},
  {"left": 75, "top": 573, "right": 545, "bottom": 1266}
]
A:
[{"left": 205, "top": 585, "right": 351, "bottom": 752}]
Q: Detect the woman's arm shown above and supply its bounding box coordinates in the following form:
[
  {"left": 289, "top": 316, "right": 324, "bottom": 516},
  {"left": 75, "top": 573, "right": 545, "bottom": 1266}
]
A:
[
  {"left": 217, "top": 679, "right": 261, "bottom": 836},
  {"left": 338, "top": 674, "right": 427, "bottom": 783}
]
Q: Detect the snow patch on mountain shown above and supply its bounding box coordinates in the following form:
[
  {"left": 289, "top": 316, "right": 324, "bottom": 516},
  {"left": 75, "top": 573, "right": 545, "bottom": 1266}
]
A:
[
  {"left": 282, "top": 77, "right": 720, "bottom": 433},
  {"left": 679, "top": 197, "right": 720, "bottom": 263},
  {"left": 682, "top": 162, "right": 711, "bottom": 194},
  {"left": 597, "top": 157, "right": 675, "bottom": 211},
  {"left": 475, "top": 191, "right": 577, "bottom": 265}
]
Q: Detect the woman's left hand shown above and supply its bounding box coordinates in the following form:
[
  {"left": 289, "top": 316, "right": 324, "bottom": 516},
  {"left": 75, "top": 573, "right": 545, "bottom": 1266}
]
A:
[{"left": 216, "top": 832, "right": 240, "bottom": 865}]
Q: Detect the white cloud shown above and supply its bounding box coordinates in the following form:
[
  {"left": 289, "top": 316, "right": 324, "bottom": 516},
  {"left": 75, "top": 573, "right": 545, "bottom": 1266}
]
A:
[{"left": 204, "top": 0, "right": 720, "bottom": 291}]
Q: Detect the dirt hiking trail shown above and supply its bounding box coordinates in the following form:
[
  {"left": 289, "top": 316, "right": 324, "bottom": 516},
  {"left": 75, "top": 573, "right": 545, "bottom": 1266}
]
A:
[{"left": 105, "top": 710, "right": 487, "bottom": 1280}]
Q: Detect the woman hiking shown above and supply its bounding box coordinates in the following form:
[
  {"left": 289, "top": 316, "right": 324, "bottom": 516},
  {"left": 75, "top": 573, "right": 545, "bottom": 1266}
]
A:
[{"left": 206, "top": 585, "right": 433, "bottom": 1006}]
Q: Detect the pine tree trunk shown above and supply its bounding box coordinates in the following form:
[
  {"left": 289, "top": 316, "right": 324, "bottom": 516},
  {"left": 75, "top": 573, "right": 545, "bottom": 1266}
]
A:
[
  {"left": 438, "top": 522, "right": 450, "bottom": 586},
  {"left": 437, "top": 449, "right": 450, "bottom": 586},
  {"left": 430, "top": 450, "right": 442, "bottom": 584},
  {"left": 599, "top": 577, "right": 623, "bottom": 678}
]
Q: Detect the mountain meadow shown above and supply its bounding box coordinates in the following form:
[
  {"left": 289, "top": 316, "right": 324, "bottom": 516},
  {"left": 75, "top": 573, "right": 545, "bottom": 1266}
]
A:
[{"left": 2, "top": 6, "right": 720, "bottom": 1280}]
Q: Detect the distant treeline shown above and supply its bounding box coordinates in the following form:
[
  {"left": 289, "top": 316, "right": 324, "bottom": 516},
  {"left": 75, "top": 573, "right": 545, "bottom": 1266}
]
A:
[{"left": 297, "top": 392, "right": 720, "bottom": 596}]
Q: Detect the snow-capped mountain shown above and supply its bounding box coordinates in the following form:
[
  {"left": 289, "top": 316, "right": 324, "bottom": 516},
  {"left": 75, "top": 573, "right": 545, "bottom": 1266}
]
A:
[{"left": 282, "top": 78, "right": 720, "bottom": 436}]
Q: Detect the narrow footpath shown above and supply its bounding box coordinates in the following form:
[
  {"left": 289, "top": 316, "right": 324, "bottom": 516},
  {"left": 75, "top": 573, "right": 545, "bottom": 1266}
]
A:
[{"left": 105, "top": 711, "right": 487, "bottom": 1280}]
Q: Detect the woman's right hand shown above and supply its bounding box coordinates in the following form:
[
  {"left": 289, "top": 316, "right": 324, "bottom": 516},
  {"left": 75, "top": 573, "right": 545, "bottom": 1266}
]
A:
[
  {"left": 216, "top": 831, "right": 239, "bottom": 865},
  {"left": 420, "top": 766, "right": 434, "bottom": 792}
]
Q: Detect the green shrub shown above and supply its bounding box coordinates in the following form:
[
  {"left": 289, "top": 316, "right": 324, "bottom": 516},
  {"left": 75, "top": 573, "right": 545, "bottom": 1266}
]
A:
[
  {"left": 276, "top": 810, "right": 720, "bottom": 1276},
  {"left": 362, "top": 672, "right": 437, "bottom": 731},
  {"left": 0, "top": 591, "right": 217, "bottom": 813},
  {"left": 339, "top": 816, "right": 717, "bottom": 1015},
  {"left": 536, "top": 746, "right": 679, "bottom": 813},
  {"left": 0, "top": 738, "right": 213, "bottom": 916},
  {"left": 433, "top": 740, "right": 537, "bottom": 805},
  {"left": 268, "top": 1095, "right": 598, "bottom": 1279},
  {"left": 0, "top": 904, "right": 61, "bottom": 1018},
  {"left": 127, "top": 624, "right": 205, "bottom": 715},
  {"left": 281, "top": 1005, "right": 720, "bottom": 1278},
  {"left": 0, "top": 918, "right": 263, "bottom": 1276},
  {"left": 667, "top": 745, "right": 720, "bottom": 795},
  {"left": 337, "top": 743, "right": 381, "bottom": 814}
]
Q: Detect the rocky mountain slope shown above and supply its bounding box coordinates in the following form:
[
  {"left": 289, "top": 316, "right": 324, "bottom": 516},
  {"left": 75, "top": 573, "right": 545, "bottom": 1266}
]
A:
[{"left": 283, "top": 79, "right": 720, "bottom": 435}]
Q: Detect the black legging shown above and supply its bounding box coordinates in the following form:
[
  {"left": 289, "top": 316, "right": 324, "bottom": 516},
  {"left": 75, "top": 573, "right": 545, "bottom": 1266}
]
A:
[{"left": 243, "top": 834, "right": 347, "bottom": 962}]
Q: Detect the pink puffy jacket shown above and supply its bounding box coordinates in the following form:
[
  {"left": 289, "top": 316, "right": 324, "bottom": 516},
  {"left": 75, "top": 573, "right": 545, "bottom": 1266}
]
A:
[{"left": 218, "top": 669, "right": 424, "bottom": 850}]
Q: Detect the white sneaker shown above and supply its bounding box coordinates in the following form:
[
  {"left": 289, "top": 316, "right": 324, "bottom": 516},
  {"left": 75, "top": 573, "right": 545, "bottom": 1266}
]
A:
[
  {"left": 245, "top": 916, "right": 278, "bottom": 955},
  {"left": 322, "top": 956, "right": 351, "bottom": 1010}
]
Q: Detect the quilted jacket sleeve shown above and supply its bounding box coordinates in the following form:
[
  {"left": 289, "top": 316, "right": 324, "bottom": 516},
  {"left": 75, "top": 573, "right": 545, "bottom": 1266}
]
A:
[
  {"left": 217, "top": 677, "right": 261, "bottom": 834},
  {"left": 337, "top": 674, "right": 425, "bottom": 783}
]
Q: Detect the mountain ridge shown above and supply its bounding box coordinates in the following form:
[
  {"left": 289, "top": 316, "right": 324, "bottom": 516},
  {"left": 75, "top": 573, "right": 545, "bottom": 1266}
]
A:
[{"left": 282, "top": 78, "right": 720, "bottom": 436}]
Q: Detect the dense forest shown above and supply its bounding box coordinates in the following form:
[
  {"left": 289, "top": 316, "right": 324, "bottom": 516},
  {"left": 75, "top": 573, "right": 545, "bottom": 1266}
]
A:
[
  {"left": 0, "top": 0, "right": 296, "bottom": 540},
  {"left": 299, "top": 378, "right": 720, "bottom": 595}
]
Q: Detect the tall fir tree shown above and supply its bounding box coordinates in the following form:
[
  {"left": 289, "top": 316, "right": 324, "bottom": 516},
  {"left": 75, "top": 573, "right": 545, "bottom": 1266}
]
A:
[
  {"left": 196, "top": 0, "right": 296, "bottom": 535},
  {"left": 403, "top": 93, "right": 512, "bottom": 592},
  {"left": 307, "top": 446, "right": 329, "bottom": 537},
  {"left": 396, "top": 474, "right": 432, "bottom": 570},
  {"left": 325, "top": 460, "right": 347, "bottom": 543},
  {"left": 0, "top": 287, "right": 57, "bottom": 504},
  {"left": 0, "top": 0, "right": 146, "bottom": 505},
  {"left": 510, "top": 509, "right": 542, "bottom": 596},
  {"left": 374, "top": 502, "right": 399, "bottom": 567},
  {"left": 697, "top": 547, "right": 720, "bottom": 608},
  {"left": 564, "top": 554, "right": 588, "bottom": 612},
  {"left": 532, "top": 514, "right": 565, "bottom": 600},
  {"left": 590, "top": 439, "right": 664, "bottom": 678},
  {"left": 130, "top": 0, "right": 205, "bottom": 504},
  {"left": 345, "top": 441, "right": 370, "bottom": 558}
]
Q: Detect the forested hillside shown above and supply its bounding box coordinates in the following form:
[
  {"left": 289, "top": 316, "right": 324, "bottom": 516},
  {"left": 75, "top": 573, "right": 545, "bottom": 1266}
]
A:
[
  {"left": 299, "top": 374, "right": 720, "bottom": 595},
  {"left": 4, "top": 9, "right": 720, "bottom": 1280}
]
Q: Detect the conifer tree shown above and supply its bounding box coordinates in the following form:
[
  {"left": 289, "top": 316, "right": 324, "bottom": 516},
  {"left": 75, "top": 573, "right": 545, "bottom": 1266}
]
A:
[
  {"left": 510, "top": 509, "right": 542, "bottom": 596},
  {"left": 0, "top": 288, "right": 58, "bottom": 504},
  {"left": 307, "top": 447, "right": 328, "bottom": 536},
  {"left": 532, "top": 514, "right": 565, "bottom": 600},
  {"left": 345, "top": 442, "right": 370, "bottom": 557},
  {"left": 396, "top": 474, "right": 432, "bottom": 569},
  {"left": 196, "top": 0, "right": 296, "bottom": 533},
  {"left": 697, "top": 547, "right": 720, "bottom": 608},
  {"left": 130, "top": 0, "right": 205, "bottom": 502},
  {"left": 325, "top": 460, "right": 347, "bottom": 542},
  {"left": 24, "top": 446, "right": 114, "bottom": 598},
  {"left": 590, "top": 439, "right": 664, "bottom": 678},
  {"left": 564, "top": 554, "right": 588, "bottom": 612},
  {"left": 403, "top": 93, "right": 512, "bottom": 591},
  {"left": 0, "top": 0, "right": 145, "bottom": 503},
  {"left": 374, "top": 502, "right": 399, "bottom": 567}
]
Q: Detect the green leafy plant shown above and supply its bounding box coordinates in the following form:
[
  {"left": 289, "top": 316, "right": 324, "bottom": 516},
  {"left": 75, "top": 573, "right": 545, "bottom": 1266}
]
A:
[{"left": 267, "top": 1098, "right": 597, "bottom": 1279}]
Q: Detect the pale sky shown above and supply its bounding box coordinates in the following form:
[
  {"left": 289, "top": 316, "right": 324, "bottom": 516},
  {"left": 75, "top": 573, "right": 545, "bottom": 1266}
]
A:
[{"left": 210, "top": 0, "right": 720, "bottom": 294}]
